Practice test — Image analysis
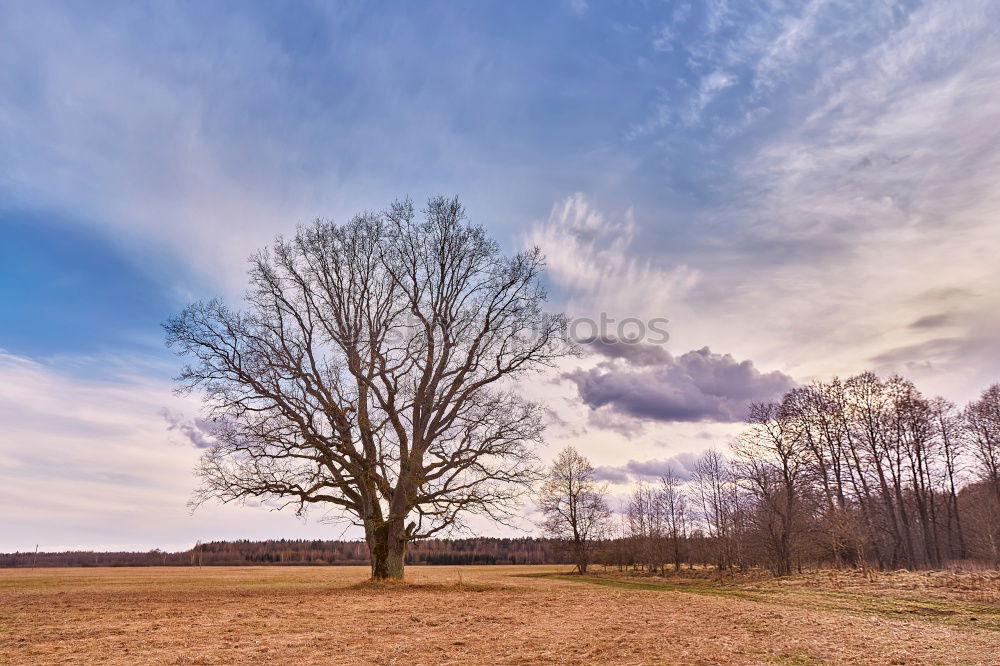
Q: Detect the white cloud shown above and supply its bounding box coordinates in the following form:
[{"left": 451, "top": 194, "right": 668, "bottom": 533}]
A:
[
  {"left": 687, "top": 70, "right": 735, "bottom": 123},
  {"left": 614, "top": 0, "right": 1000, "bottom": 402},
  {"left": 0, "top": 6, "right": 319, "bottom": 294},
  {"left": 567, "top": 0, "right": 588, "bottom": 17},
  {"left": 0, "top": 4, "right": 514, "bottom": 296},
  {"left": 0, "top": 351, "right": 333, "bottom": 551},
  {"left": 4, "top": 0, "right": 1000, "bottom": 546},
  {"left": 524, "top": 193, "right": 699, "bottom": 325},
  {"left": 704, "top": 0, "right": 1000, "bottom": 397}
]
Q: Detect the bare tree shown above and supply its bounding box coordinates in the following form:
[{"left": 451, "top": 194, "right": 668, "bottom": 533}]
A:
[
  {"left": 785, "top": 382, "right": 854, "bottom": 566},
  {"left": 166, "top": 197, "right": 570, "bottom": 579},
  {"left": 733, "top": 400, "right": 808, "bottom": 576},
  {"left": 538, "top": 446, "right": 611, "bottom": 574},
  {"left": 966, "top": 384, "right": 1000, "bottom": 507},
  {"left": 660, "top": 469, "right": 688, "bottom": 572},
  {"left": 963, "top": 385, "right": 1000, "bottom": 565},
  {"left": 692, "top": 449, "right": 738, "bottom": 570},
  {"left": 626, "top": 481, "right": 665, "bottom": 572}
]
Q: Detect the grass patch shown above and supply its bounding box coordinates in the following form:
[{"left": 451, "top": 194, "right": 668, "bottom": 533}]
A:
[
  {"left": 528, "top": 573, "right": 765, "bottom": 601},
  {"left": 529, "top": 572, "right": 1000, "bottom": 632},
  {"left": 773, "top": 650, "right": 822, "bottom": 665}
]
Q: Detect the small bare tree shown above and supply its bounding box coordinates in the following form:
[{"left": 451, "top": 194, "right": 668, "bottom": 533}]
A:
[
  {"left": 692, "top": 449, "right": 735, "bottom": 570},
  {"left": 660, "top": 469, "right": 688, "bottom": 572},
  {"left": 166, "top": 196, "right": 570, "bottom": 579},
  {"left": 627, "top": 482, "right": 665, "bottom": 572},
  {"left": 538, "top": 446, "right": 611, "bottom": 574},
  {"left": 966, "top": 384, "right": 1000, "bottom": 507},
  {"left": 930, "top": 397, "right": 967, "bottom": 559}
]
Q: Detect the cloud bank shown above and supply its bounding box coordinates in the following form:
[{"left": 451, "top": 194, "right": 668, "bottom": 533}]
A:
[
  {"left": 565, "top": 342, "right": 795, "bottom": 424},
  {"left": 594, "top": 451, "right": 701, "bottom": 484}
]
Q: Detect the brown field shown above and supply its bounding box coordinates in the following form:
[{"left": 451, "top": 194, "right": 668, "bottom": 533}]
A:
[{"left": 2, "top": 565, "right": 999, "bottom": 665}]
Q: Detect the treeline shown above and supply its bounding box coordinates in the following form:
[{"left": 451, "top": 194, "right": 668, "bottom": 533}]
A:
[
  {"left": 601, "top": 375, "right": 1000, "bottom": 575},
  {"left": 10, "top": 373, "right": 999, "bottom": 576},
  {"left": 0, "top": 537, "right": 570, "bottom": 568}
]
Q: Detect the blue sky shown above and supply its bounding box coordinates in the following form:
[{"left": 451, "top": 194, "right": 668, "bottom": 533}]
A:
[{"left": 3, "top": 0, "right": 1000, "bottom": 550}]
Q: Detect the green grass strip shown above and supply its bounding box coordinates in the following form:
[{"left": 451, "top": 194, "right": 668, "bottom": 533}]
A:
[{"left": 522, "top": 572, "right": 1000, "bottom": 632}]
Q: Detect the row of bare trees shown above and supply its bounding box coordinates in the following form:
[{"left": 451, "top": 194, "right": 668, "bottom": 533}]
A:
[{"left": 544, "top": 376, "right": 1000, "bottom": 576}]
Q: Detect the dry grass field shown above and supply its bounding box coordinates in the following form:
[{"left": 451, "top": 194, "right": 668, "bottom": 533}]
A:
[{"left": 2, "top": 565, "right": 999, "bottom": 665}]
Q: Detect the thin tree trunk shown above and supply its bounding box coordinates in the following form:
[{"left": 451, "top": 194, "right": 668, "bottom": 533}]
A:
[{"left": 575, "top": 538, "right": 589, "bottom": 574}]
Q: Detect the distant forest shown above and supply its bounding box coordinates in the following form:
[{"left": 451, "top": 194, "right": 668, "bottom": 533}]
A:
[{"left": 0, "top": 537, "right": 570, "bottom": 568}]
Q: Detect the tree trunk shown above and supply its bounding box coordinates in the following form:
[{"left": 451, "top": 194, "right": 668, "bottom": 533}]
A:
[
  {"left": 367, "top": 519, "right": 406, "bottom": 580},
  {"left": 574, "top": 539, "right": 589, "bottom": 574}
]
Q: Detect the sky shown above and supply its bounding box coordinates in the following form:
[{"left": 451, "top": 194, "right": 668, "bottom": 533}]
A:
[{"left": 2, "top": 0, "right": 1000, "bottom": 551}]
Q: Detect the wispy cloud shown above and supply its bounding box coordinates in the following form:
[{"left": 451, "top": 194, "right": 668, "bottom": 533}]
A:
[
  {"left": 159, "top": 409, "right": 219, "bottom": 450},
  {"left": 686, "top": 70, "right": 735, "bottom": 124},
  {"left": 524, "top": 193, "right": 699, "bottom": 321},
  {"left": 3, "top": 1, "right": 1000, "bottom": 548},
  {"left": 0, "top": 350, "right": 321, "bottom": 550},
  {"left": 612, "top": 0, "right": 1000, "bottom": 399}
]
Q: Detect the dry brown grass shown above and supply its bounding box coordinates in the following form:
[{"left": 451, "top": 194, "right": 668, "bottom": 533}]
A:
[
  {"left": 795, "top": 567, "right": 1000, "bottom": 605},
  {"left": 1, "top": 565, "right": 998, "bottom": 665}
]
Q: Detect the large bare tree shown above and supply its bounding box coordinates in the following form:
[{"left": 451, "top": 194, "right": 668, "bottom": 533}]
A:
[{"left": 166, "top": 196, "right": 570, "bottom": 579}]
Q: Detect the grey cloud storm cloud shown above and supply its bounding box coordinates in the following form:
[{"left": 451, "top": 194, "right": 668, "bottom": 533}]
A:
[
  {"left": 580, "top": 335, "right": 672, "bottom": 366},
  {"left": 567, "top": 343, "right": 796, "bottom": 423},
  {"left": 592, "top": 466, "right": 630, "bottom": 484},
  {"left": 593, "top": 452, "right": 701, "bottom": 484},
  {"left": 160, "top": 409, "right": 218, "bottom": 449},
  {"left": 909, "top": 313, "right": 953, "bottom": 330}
]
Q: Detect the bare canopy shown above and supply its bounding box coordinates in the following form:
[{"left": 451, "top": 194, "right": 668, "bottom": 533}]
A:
[
  {"left": 166, "top": 196, "right": 571, "bottom": 579},
  {"left": 537, "top": 446, "right": 611, "bottom": 574}
]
